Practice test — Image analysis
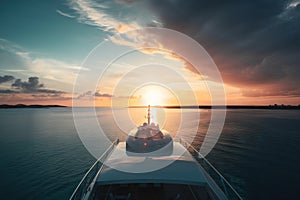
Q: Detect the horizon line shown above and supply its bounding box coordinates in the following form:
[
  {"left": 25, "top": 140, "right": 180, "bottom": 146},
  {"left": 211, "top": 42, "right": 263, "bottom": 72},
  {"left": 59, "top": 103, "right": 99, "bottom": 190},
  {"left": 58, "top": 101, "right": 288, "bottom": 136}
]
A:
[{"left": 1, "top": 104, "right": 300, "bottom": 109}]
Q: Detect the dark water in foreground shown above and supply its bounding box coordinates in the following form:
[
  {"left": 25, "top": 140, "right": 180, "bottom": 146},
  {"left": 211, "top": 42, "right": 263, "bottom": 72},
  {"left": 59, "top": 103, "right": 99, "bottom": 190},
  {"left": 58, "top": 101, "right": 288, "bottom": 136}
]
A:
[{"left": 0, "top": 108, "right": 300, "bottom": 200}]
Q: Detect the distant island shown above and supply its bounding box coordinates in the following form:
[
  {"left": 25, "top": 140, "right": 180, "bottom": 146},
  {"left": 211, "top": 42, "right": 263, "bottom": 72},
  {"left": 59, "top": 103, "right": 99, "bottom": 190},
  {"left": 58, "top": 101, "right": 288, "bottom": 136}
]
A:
[
  {"left": 130, "top": 104, "right": 300, "bottom": 110},
  {"left": 0, "top": 104, "right": 67, "bottom": 109}
]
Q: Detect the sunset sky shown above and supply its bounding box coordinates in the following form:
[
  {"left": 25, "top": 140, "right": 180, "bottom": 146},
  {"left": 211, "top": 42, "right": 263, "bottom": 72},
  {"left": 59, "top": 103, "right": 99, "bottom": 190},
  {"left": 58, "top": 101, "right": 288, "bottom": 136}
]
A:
[{"left": 1, "top": 0, "right": 300, "bottom": 106}]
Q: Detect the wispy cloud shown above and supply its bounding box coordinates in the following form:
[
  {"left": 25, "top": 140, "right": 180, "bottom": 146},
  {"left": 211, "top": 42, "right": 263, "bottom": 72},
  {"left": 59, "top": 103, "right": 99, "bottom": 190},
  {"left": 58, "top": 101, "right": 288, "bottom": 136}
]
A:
[
  {"left": 56, "top": 9, "right": 76, "bottom": 18},
  {"left": 76, "top": 90, "right": 114, "bottom": 99},
  {"left": 67, "top": 1, "right": 206, "bottom": 82},
  {"left": 0, "top": 38, "right": 24, "bottom": 53},
  {"left": 68, "top": 1, "right": 184, "bottom": 72},
  {"left": 68, "top": 1, "right": 190, "bottom": 73},
  {"left": 0, "top": 38, "right": 28, "bottom": 57},
  {"left": 0, "top": 38, "right": 88, "bottom": 90},
  {"left": 69, "top": 0, "right": 139, "bottom": 33},
  {"left": 286, "top": 0, "right": 300, "bottom": 9},
  {"left": 76, "top": 90, "right": 140, "bottom": 101},
  {"left": 30, "top": 58, "right": 88, "bottom": 85},
  {"left": 0, "top": 39, "right": 32, "bottom": 78},
  {"left": 4, "top": 69, "right": 27, "bottom": 72}
]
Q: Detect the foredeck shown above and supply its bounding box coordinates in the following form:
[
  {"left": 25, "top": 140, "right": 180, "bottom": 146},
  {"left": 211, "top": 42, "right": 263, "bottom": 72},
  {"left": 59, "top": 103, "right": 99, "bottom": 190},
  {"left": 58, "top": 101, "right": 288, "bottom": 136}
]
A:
[
  {"left": 97, "top": 142, "right": 208, "bottom": 185},
  {"left": 70, "top": 140, "right": 242, "bottom": 200}
]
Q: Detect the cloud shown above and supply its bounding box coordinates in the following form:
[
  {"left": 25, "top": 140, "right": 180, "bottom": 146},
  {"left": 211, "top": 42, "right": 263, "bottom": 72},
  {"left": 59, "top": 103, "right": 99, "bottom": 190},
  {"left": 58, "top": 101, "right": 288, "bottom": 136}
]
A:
[
  {"left": 0, "top": 75, "right": 67, "bottom": 106},
  {"left": 0, "top": 75, "right": 65, "bottom": 95},
  {"left": 0, "top": 39, "right": 28, "bottom": 58},
  {"left": 143, "top": 0, "right": 300, "bottom": 97},
  {"left": 12, "top": 77, "right": 43, "bottom": 90},
  {"left": 76, "top": 90, "right": 93, "bottom": 99},
  {"left": 65, "top": 0, "right": 300, "bottom": 99},
  {"left": 68, "top": 1, "right": 189, "bottom": 76},
  {"left": 242, "top": 84, "right": 300, "bottom": 98},
  {"left": 118, "top": 95, "right": 141, "bottom": 99},
  {"left": 31, "top": 93, "right": 71, "bottom": 99},
  {"left": 11, "top": 77, "right": 64, "bottom": 94},
  {"left": 94, "top": 91, "right": 114, "bottom": 97},
  {"left": 56, "top": 9, "right": 76, "bottom": 18},
  {"left": 0, "top": 38, "right": 31, "bottom": 70},
  {"left": 75, "top": 91, "right": 114, "bottom": 99},
  {"left": 76, "top": 90, "right": 140, "bottom": 100},
  {"left": 0, "top": 89, "right": 18, "bottom": 94},
  {"left": 69, "top": 0, "right": 139, "bottom": 33},
  {"left": 0, "top": 75, "right": 15, "bottom": 84},
  {"left": 0, "top": 38, "right": 83, "bottom": 89},
  {"left": 29, "top": 58, "right": 85, "bottom": 86}
]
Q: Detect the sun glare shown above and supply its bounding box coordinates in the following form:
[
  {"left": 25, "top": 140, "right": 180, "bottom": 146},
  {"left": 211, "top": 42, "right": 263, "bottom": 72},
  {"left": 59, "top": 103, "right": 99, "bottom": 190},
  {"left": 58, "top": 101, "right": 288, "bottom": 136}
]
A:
[
  {"left": 143, "top": 89, "right": 164, "bottom": 106},
  {"left": 132, "top": 85, "right": 175, "bottom": 106}
]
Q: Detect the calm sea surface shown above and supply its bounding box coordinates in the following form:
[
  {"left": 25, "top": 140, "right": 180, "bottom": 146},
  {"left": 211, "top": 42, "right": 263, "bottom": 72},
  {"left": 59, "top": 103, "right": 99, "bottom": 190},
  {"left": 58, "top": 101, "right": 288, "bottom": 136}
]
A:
[{"left": 0, "top": 108, "right": 300, "bottom": 200}]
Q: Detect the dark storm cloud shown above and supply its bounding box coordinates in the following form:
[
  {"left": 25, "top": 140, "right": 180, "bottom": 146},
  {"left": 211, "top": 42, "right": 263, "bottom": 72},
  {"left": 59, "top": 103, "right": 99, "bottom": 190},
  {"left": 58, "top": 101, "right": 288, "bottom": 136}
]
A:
[
  {"left": 145, "top": 0, "right": 300, "bottom": 96},
  {"left": 11, "top": 77, "right": 64, "bottom": 94},
  {"left": 0, "top": 75, "right": 15, "bottom": 84}
]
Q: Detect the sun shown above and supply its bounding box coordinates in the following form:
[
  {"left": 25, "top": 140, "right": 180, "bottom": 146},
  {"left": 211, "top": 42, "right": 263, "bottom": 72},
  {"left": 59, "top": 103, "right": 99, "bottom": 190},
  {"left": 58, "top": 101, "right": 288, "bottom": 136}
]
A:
[
  {"left": 143, "top": 88, "right": 165, "bottom": 106},
  {"left": 132, "top": 85, "right": 174, "bottom": 106}
]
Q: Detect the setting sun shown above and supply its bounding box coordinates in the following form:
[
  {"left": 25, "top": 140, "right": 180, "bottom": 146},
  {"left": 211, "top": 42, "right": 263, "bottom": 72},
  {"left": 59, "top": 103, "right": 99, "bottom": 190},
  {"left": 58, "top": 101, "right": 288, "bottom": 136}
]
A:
[
  {"left": 130, "top": 85, "right": 177, "bottom": 106},
  {"left": 143, "top": 87, "right": 165, "bottom": 106}
]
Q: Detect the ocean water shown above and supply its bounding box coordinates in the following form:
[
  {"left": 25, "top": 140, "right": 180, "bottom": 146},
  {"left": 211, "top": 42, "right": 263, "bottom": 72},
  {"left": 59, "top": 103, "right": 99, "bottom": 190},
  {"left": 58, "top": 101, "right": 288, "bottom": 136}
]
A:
[{"left": 0, "top": 108, "right": 300, "bottom": 200}]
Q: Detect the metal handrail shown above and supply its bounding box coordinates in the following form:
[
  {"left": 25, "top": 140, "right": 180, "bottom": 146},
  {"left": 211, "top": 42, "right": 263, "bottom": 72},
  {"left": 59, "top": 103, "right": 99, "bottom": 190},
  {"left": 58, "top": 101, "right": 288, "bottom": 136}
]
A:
[
  {"left": 69, "top": 139, "right": 119, "bottom": 200},
  {"left": 179, "top": 138, "right": 243, "bottom": 200}
]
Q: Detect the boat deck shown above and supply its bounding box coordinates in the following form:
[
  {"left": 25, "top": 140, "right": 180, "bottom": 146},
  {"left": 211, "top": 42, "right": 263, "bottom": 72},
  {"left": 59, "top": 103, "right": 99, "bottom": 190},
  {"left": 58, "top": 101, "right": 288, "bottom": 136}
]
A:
[
  {"left": 69, "top": 140, "right": 242, "bottom": 200},
  {"left": 97, "top": 142, "right": 208, "bottom": 185},
  {"left": 92, "top": 142, "right": 227, "bottom": 199}
]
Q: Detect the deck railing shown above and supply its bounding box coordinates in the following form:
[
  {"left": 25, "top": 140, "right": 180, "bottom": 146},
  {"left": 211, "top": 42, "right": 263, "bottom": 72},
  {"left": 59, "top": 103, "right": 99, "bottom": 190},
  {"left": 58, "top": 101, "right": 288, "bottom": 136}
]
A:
[
  {"left": 179, "top": 138, "right": 243, "bottom": 200},
  {"left": 69, "top": 139, "right": 119, "bottom": 200}
]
